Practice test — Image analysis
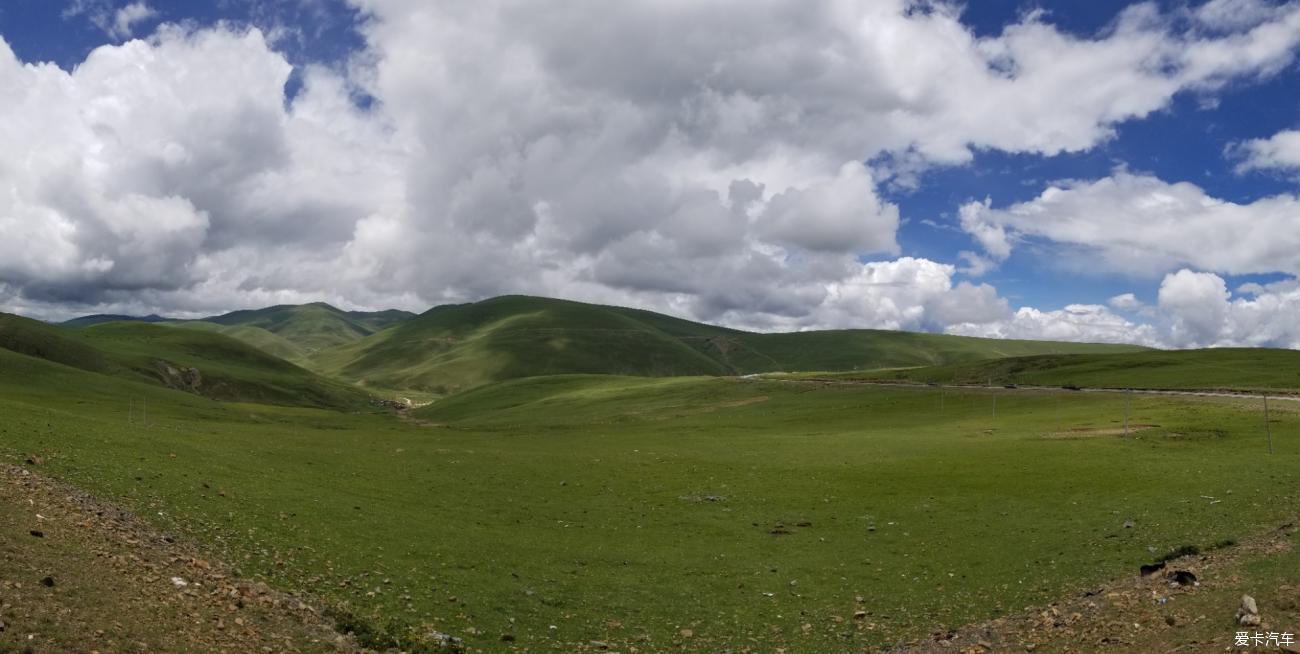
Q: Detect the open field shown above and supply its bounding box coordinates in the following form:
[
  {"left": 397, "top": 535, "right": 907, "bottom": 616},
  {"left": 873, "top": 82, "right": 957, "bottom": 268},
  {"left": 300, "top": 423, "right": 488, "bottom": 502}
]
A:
[
  {"left": 844, "top": 348, "right": 1300, "bottom": 393},
  {"left": 3, "top": 348, "right": 1299, "bottom": 651}
]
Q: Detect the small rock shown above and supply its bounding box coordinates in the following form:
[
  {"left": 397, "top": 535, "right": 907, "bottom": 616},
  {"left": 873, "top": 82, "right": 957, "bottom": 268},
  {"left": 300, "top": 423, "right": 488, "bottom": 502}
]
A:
[
  {"left": 589, "top": 640, "right": 610, "bottom": 650},
  {"left": 26, "top": 454, "right": 43, "bottom": 465},
  {"left": 1123, "top": 520, "right": 1134, "bottom": 529},
  {"left": 41, "top": 576, "right": 55, "bottom": 587},
  {"left": 853, "top": 610, "right": 868, "bottom": 620},
  {"left": 1238, "top": 594, "right": 1261, "bottom": 626},
  {"left": 29, "top": 530, "right": 44, "bottom": 538},
  {"left": 680, "top": 628, "right": 694, "bottom": 638},
  {"left": 1165, "top": 616, "right": 1176, "bottom": 626}
]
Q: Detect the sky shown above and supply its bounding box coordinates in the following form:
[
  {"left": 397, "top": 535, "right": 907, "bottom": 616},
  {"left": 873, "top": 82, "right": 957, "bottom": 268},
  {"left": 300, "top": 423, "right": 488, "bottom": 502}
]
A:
[{"left": 2, "top": 0, "right": 1300, "bottom": 349}]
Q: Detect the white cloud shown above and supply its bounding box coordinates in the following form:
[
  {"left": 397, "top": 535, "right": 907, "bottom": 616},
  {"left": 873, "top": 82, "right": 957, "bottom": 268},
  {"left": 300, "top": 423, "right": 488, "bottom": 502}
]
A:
[
  {"left": 64, "top": 0, "right": 158, "bottom": 39},
  {"left": 4, "top": 1, "right": 1300, "bottom": 343},
  {"left": 1195, "top": 0, "right": 1281, "bottom": 31},
  {"left": 958, "top": 172, "right": 1300, "bottom": 277},
  {"left": 756, "top": 162, "right": 900, "bottom": 254},
  {"left": 1232, "top": 128, "right": 1300, "bottom": 172},
  {"left": 947, "top": 304, "right": 1163, "bottom": 347},
  {"left": 111, "top": 2, "right": 157, "bottom": 39},
  {"left": 950, "top": 270, "right": 1300, "bottom": 350},
  {"left": 1158, "top": 269, "right": 1231, "bottom": 347},
  {"left": 1108, "top": 292, "right": 1144, "bottom": 311}
]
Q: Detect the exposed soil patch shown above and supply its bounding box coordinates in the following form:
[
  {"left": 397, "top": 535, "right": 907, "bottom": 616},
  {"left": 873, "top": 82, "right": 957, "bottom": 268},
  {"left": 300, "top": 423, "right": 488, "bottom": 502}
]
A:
[
  {"left": 0, "top": 464, "right": 357, "bottom": 653},
  {"left": 892, "top": 521, "right": 1300, "bottom": 653},
  {"left": 1041, "top": 424, "right": 1158, "bottom": 439}
]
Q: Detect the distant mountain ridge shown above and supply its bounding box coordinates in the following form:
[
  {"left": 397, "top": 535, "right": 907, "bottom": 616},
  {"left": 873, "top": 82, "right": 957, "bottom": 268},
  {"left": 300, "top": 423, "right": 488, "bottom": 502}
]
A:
[
  {"left": 308, "top": 295, "right": 1149, "bottom": 395},
  {"left": 62, "top": 314, "right": 169, "bottom": 328},
  {"left": 53, "top": 295, "right": 1150, "bottom": 397}
]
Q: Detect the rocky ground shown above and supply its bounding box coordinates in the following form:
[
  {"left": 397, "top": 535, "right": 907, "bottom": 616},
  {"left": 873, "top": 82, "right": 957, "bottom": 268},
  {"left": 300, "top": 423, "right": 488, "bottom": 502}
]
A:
[
  {"left": 4, "top": 456, "right": 1300, "bottom": 653},
  {"left": 0, "top": 462, "right": 358, "bottom": 653},
  {"left": 894, "top": 523, "right": 1300, "bottom": 653}
]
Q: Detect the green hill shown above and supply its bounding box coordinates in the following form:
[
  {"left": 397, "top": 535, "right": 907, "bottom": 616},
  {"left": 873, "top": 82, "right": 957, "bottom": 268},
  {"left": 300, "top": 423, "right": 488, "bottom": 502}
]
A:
[
  {"left": 853, "top": 348, "right": 1300, "bottom": 391},
  {"left": 181, "top": 303, "right": 415, "bottom": 357},
  {"left": 0, "top": 313, "right": 368, "bottom": 409},
  {"left": 61, "top": 314, "right": 169, "bottom": 327},
  {"left": 164, "top": 321, "right": 311, "bottom": 366},
  {"left": 314, "top": 295, "right": 1147, "bottom": 394}
]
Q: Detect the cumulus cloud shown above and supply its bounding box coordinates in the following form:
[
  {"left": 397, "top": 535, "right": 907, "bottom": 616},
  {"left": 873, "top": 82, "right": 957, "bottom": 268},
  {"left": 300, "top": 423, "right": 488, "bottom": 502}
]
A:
[
  {"left": 65, "top": 0, "right": 158, "bottom": 39},
  {"left": 950, "top": 270, "right": 1300, "bottom": 350},
  {"left": 1232, "top": 128, "right": 1300, "bottom": 173},
  {"left": 4, "top": 1, "right": 1300, "bottom": 341},
  {"left": 1108, "top": 293, "right": 1144, "bottom": 312},
  {"left": 958, "top": 172, "right": 1300, "bottom": 277}
]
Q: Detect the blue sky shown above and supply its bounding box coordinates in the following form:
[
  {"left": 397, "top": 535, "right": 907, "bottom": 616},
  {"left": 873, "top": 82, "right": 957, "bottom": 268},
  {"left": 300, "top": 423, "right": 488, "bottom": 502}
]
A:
[{"left": 2, "top": 0, "right": 1300, "bottom": 348}]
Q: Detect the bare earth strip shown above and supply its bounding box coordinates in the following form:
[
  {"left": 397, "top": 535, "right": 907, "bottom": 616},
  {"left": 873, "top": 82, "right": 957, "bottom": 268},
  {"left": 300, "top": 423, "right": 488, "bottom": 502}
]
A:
[
  {"left": 893, "top": 522, "right": 1300, "bottom": 654},
  {"left": 0, "top": 464, "right": 357, "bottom": 654}
]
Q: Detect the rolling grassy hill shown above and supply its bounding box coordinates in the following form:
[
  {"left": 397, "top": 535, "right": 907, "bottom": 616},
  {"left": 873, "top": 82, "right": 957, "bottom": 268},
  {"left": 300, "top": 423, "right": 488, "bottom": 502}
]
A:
[
  {"left": 61, "top": 314, "right": 169, "bottom": 328},
  {"left": 189, "top": 303, "right": 415, "bottom": 354},
  {"left": 0, "top": 312, "right": 368, "bottom": 409},
  {"left": 852, "top": 347, "right": 1300, "bottom": 391},
  {"left": 314, "top": 295, "right": 1148, "bottom": 394}
]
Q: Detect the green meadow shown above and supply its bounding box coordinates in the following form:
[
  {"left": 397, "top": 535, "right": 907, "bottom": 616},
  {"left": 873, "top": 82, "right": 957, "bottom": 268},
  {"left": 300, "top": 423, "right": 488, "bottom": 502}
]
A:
[{"left": 4, "top": 341, "right": 1297, "bottom": 651}]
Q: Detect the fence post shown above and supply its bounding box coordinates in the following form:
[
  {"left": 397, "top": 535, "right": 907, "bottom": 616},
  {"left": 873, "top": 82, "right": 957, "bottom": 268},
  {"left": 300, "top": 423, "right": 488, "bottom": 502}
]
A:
[{"left": 1265, "top": 393, "right": 1274, "bottom": 455}]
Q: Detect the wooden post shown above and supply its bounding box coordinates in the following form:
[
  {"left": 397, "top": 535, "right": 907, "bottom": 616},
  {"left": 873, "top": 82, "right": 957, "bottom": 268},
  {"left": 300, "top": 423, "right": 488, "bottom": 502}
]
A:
[
  {"left": 1265, "top": 393, "right": 1274, "bottom": 455},
  {"left": 1124, "top": 389, "right": 1131, "bottom": 436}
]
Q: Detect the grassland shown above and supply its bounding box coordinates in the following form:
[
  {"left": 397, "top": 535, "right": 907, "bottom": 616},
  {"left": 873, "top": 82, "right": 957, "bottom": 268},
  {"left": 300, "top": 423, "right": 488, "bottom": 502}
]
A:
[
  {"left": 0, "top": 313, "right": 368, "bottom": 409},
  {"left": 309, "top": 296, "right": 1147, "bottom": 395},
  {"left": 847, "top": 348, "right": 1300, "bottom": 392},
  {"left": 3, "top": 346, "right": 1298, "bottom": 651}
]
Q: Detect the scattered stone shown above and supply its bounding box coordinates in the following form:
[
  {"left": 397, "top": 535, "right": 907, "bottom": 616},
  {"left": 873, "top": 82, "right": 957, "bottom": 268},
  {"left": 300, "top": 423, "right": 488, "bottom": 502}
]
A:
[
  {"left": 589, "top": 640, "right": 610, "bottom": 649},
  {"left": 429, "top": 631, "right": 463, "bottom": 645},
  {"left": 1123, "top": 520, "right": 1135, "bottom": 529},
  {"left": 680, "top": 628, "right": 694, "bottom": 638},
  {"left": 1238, "top": 594, "right": 1261, "bottom": 627},
  {"left": 171, "top": 576, "right": 190, "bottom": 588},
  {"left": 853, "top": 610, "right": 868, "bottom": 620},
  {"left": 26, "top": 454, "right": 43, "bottom": 465}
]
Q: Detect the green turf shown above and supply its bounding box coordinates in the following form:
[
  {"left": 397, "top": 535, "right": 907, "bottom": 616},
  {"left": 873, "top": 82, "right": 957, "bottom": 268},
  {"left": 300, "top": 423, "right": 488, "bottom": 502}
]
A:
[
  {"left": 0, "top": 313, "right": 368, "bottom": 409},
  {"left": 165, "top": 320, "right": 311, "bottom": 365},
  {"left": 4, "top": 346, "right": 1297, "bottom": 651},
  {"left": 847, "top": 348, "right": 1300, "bottom": 392},
  {"left": 187, "top": 302, "right": 415, "bottom": 355},
  {"left": 310, "top": 295, "right": 1147, "bottom": 394}
]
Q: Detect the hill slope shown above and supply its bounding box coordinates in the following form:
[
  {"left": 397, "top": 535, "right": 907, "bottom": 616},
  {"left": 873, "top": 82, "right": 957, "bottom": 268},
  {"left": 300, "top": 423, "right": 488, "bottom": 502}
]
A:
[
  {"left": 852, "top": 348, "right": 1300, "bottom": 391},
  {"left": 61, "top": 314, "right": 169, "bottom": 328},
  {"left": 314, "top": 295, "right": 1148, "bottom": 394},
  {"left": 0, "top": 313, "right": 367, "bottom": 409},
  {"left": 196, "top": 303, "right": 414, "bottom": 353}
]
